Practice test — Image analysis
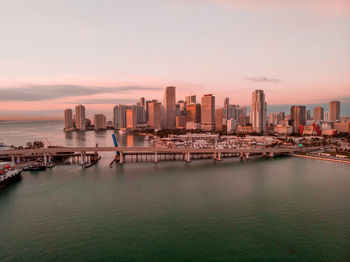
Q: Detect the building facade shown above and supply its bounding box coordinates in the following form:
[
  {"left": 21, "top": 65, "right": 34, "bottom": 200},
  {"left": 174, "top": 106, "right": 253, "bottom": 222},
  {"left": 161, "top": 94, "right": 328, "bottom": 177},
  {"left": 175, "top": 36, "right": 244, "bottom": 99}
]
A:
[
  {"left": 201, "top": 94, "right": 215, "bottom": 131},
  {"left": 163, "top": 86, "right": 176, "bottom": 129},
  {"left": 75, "top": 104, "right": 86, "bottom": 131},
  {"left": 329, "top": 101, "right": 340, "bottom": 121},
  {"left": 251, "top": 90, "right": 267, "bottom": 133},
  {"left": 64, "top": 109, "right": 74, "bottom": 130}
]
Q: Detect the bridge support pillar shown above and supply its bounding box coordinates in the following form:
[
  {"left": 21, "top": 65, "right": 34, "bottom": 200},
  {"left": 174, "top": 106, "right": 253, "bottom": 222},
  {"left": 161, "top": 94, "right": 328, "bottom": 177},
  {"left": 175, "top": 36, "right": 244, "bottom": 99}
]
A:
[
  {"left": 263, "top": 152, "right": 267, "bottom": 157},
  {"left": 11, "top": 154, "right": 15, "bottom": 163},
  {"left": 154, "top": 152, "right": 158, "bottom": 163},
  {"left": 240, "top": 152, "right": 244, "bottom": 159},
  {"left": 44, "top": 153, "right": 47, "bottom": 166},
  {"left": 186, "top": 152, "right": 191, "bottom": 162},
  {"left": 217, "top": 152, "right": 222, "bottom": 161},
  {"left": 80, "top": 152, "right": 84, "bottom": 165},
  {"left": 245, "top": 153, "right": 250, "bottom": 160},
  {"left": 270, "top": 152, "right": 274, "bottom": 157},
  {"left": 16, "top": 155, "right": 20, "bottom": 163},
  {"left": 119, "top": 151, "right": 124, "bottom": 164}
]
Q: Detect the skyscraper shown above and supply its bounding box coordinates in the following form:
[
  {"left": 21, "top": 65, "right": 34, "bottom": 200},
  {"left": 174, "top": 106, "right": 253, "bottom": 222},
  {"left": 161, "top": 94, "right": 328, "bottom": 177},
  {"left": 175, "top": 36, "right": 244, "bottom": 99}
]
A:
[
  {"left": 148, "top": 100, "right": 161, "bottom": 130},
  {"left": 329, "top": 100, "right": 340, "bottom": 121},
  {"left": 313, "top": 107, "right": 324, "bottom": 121},
  {"left": 186, "top": 104, "right": 201, "bottom": 123},
  {"left": 93, "top": 114, "right": 107, "bottom": 130},
  {"left": 215, "top": 108, "right": 224, "bottom": 131},
  {"left": 291, "top": 105, "right": 306, "bottom": 133},
  {"left": 113, "top": 104, "right": 127, "bottom": 129},
  {"left": 201, "top": 94, "right": 215, "bottom": 131},
  {"left": 251, "top": 90, "right": 267, "bottom": 133},
  {"left": 163, "top": 86, "right": 176, "bottom": 129},
  {"left": 224, "top": 97, "right": 229, "bottom": 107},
  {"left": 75, "top": 104, "right": 86, "bottom": 131},
  {"left": 126, "top": 108, "right": 137, "bottom": 130},
  {"left": 64, "top": 109, "right": 73, "bottom": 130},
  {"left": 185, "top": 95, "right": 196, "bottom": 105}
]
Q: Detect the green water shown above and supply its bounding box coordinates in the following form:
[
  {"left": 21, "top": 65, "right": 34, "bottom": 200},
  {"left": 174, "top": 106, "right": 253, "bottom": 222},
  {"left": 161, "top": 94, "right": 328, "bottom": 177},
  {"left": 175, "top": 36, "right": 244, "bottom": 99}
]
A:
[{"left": 0, "top": 121, "right": 350, "bottom": 261}]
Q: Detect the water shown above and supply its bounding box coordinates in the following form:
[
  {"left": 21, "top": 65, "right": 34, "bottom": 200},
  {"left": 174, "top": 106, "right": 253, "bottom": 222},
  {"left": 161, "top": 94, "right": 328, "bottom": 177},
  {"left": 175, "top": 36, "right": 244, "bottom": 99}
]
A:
[{"left": 0, "top": 121, "right": 350, "bottom": 261}]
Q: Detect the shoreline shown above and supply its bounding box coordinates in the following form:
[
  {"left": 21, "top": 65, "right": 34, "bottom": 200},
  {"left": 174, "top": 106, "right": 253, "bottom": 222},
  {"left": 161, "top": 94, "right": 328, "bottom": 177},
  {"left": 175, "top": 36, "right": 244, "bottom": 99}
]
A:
[{"left": 292, "top": 154, "right": 350, "bottom": 164}]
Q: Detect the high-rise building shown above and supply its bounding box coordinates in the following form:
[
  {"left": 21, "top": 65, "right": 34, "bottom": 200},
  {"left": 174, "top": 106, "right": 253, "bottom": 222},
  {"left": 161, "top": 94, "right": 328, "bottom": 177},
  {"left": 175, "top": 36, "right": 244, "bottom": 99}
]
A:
[
  {"left": 176, "top": 115, "right": 187, "bottom": 129},
  {"left": 291, "top": 105, "right": 306, "bottom": 133},
  {"left": 324, "top": 111, "right": 329, "bottom": 121},
  {"left": 148, "top": 100, "right": 161, "bottom": 130},
  {"left": 176, "top": 100, "right": 186, "bottom": 116},
  {"left": 135, "top": 103, "right": 146, "bottom": 124},
  {"left": 268, "top": 112, "right": 284, "bottom": 126},
  {"left": 140, "top": 97, "right": 145, "bottom": 107},
  {"left": 329, "top": 100, "right": 340, "bottom": 121},
  {"left": 251, "top": 90, "right": 267, "bottom": 133},
  {"left": 64, "top": 109, "right": 74, "bottom": 130},
  {"left": 126, "top": 108, "right": 137, "bottom": 130},
  {"left": 313, "top": 107, "right": 324, "bottom": 121},
  {"left": 215, "top": 108, "right": 224, "bottom": 131},
  {"left": 224, "top": 97, "right": 229, "bottom": 107},
  {"left": 75, "top": 104, "right": 86, "bottom": 131},
  {"left": 185, "top": 95, "right": 196, "bottom": 105},
  {"left": 186, "top": 104, "right": 201, "bottom": 123},
  {"left": 163, "top": 86, "right": 176, "bottom": 129},
  {"left": 201, "top": 94, "right": 215, "bottom": 131},
  {"left": 93, "top": 114, "right": 107, "bottom": 130},
  {"left": 113, "top": 104, "right": 127, "bottom": 129}
]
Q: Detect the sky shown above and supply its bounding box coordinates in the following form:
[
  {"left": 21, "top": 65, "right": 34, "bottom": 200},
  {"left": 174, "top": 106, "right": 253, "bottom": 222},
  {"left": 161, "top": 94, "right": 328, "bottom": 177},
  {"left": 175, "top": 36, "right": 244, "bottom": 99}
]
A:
[{"left": 0, "top": 0, "right": 349, "bottom": 120}]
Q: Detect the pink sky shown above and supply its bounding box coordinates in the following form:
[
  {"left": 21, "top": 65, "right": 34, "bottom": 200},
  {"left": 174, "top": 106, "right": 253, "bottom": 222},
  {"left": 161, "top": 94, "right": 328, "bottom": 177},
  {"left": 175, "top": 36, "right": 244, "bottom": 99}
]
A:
[{"left": 0, "top": 0, "right": 349, "bottom": 119}]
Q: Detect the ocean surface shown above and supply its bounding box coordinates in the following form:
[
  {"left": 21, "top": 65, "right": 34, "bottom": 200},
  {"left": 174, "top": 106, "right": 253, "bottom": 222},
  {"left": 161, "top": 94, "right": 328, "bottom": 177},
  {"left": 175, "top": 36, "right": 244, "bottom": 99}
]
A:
[{"left": 0, "top": 121, "right": 349, "bottom": 261}]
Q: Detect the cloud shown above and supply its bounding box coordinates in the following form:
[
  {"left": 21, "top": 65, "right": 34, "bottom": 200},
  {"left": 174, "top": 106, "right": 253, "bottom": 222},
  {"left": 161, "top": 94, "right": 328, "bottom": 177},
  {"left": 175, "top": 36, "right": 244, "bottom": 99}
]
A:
[
  {"left": 76, "top": 98, "right": 137, "bottom": 104},
  {"left": 0, "top": 84, "right": 162, "bottom": 101},
  {"left": 245, "top": 76, "right": 280, "bottom": 82},
  {"left": 209, "top": 0, "right": 350, "bottom": 17}
]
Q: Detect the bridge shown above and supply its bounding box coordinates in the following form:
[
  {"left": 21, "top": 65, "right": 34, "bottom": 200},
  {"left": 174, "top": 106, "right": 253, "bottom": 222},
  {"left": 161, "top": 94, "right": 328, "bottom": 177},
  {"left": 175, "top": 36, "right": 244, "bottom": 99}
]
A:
[{"left": 0, "top": 146, "right": 311, "bottom": 165}]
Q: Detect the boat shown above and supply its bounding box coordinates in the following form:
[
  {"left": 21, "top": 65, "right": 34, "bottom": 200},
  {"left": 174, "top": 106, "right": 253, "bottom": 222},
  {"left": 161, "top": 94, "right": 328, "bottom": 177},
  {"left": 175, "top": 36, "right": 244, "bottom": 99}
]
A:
[
  {"left": 23, "top": 164, "right": 47, "bottom": 171},
  {"left": 0, "top": 162, "right": 22, "bottom": 189}
]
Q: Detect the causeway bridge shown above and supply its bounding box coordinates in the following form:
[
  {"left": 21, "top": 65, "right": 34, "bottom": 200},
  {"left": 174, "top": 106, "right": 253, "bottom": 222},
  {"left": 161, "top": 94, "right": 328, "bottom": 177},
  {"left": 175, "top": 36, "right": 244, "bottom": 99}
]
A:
[{"left": 0, "top": 146, "right": 312, "bottom": 165}]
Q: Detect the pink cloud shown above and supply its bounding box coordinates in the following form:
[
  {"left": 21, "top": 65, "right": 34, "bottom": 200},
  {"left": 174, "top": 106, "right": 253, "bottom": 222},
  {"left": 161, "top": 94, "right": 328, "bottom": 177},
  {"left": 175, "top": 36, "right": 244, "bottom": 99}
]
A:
[{"left": 209, "top": 0, "right": 350, "bottom": 17}]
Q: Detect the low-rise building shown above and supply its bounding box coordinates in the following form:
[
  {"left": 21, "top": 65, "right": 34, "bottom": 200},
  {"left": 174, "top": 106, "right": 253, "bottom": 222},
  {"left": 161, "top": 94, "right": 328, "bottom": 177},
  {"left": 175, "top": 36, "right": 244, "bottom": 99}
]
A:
[
  {"left": 334, "top": 122, "right": 350, "bottom": 134},
  {"left": 176, "top": 115, "right": 187, "bottom": 129},
  {"left": 227, "top": 119, "right": 238, "bottom": 132},
  {"left": 236, "top": 125, "right": 252, "bottom": 134},
  {"left": 274, "top": 125, "right": 293, "bottom": 135}
]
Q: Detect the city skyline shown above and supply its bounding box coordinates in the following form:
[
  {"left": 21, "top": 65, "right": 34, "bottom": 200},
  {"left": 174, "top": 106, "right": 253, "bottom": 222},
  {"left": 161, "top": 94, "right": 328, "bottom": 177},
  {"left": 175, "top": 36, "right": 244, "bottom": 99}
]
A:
[{"left": 0, "top": 0, "right": 349, "bottom": 119}]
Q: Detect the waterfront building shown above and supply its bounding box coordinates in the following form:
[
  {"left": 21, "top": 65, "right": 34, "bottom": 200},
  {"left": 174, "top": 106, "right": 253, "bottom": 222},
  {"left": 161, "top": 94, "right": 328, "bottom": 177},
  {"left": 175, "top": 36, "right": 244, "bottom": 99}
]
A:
[
  {"left": 75, "top": 104, "right": 86, "bottom": 131},
  {"left": 251, "top": 90, "right": 267, "bottom": 133},
  {"left": 135, "top": 103, "right": 146, "bottom": 124},
  {"left": 201, "top": 94, "right": 215, "bottom": 131},
  {"left": 64, "top": 109, "right": 74, "bottom": 130},
  {"left": 215, "top": 108, "right": 224, "bottom": 131},
  {"left": 93, "top": 114, "right": 107, "bottom": 130},
  {"left": 236, "top": 125, "right": 252, "bottom": 134},
  {"left": 313, "top": 107, "right": 324, "bottom": 121},
  {"left": 186, "top": 122, "right": 201, "bottom": 130},
  {"left": 126, "top": 108, "right": 137, "bottom": 130},
  {"left": 113, "top": 104, "right": 127, "bottom": 129},
  {"left": 163, "top": 86, "right": 176, "bottom": 129},
  {"left": 176, "top": 116, "right": 187, "bottom": 129},
  {"left": 274, "top": 125, "right": 293, "bottom": 135},
  {"left": 334, "top": 122, "right": 350, "bottom": 134},
  {"left": 148, "top": 100, "right": 162, "bottom": 130},
  {"left": 329, "top": 101, "right": 340, "bottom": 121},
  {"left": 227, "top": 119, "right": 238, "bottom": 132},
  {"left": 186, "top": 103, "right": 201, "bottom": 124},
  {"left": 291, "top": 105, "right": 306, "bottom": 133},
  {"left": 185, "top": 95, "right": 196, "bottom": 105}
]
